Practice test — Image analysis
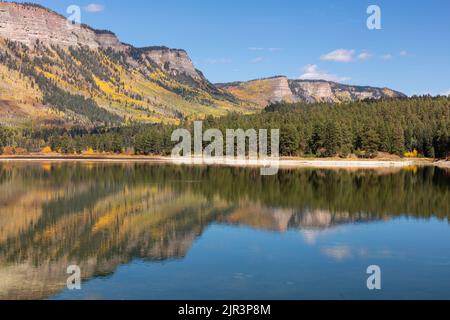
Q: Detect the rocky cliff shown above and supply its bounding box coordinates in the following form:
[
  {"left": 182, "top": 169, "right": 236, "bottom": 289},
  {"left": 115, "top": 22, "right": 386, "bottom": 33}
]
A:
[
  {"left": 289, "top": 79, "right": 406, "bottom": 103},
  {"left": 216, "top": 76, "right": 295, "bottom": 107},
  {"left": 142, "top": 47, "right": 202, "bottom": 81},
  {"left": 218, "top": 76, "right": 406, "bottom": 108},
  {"left": 0, "top": 2, "right": 124, "bottom": 50},
  {"left": 0, "top": 2, "right": 239, "bottom": 126}
]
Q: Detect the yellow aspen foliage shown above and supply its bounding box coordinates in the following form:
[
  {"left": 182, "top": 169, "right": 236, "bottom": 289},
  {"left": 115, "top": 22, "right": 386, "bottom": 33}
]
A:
[
  {"left": 41, "top": 146, "right": 53, "bottom": 153},
  {"left": 83, "top": 148, "right": 95, "bottom": 155},
  {"left": 404, "top": 149, "right": 419, "bottom": 158}
]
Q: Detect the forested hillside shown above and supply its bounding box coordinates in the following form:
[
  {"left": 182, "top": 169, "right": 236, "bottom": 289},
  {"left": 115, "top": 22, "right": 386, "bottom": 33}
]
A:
[{"left": 1, "top": 96, "right": 449, "bottom": 158}]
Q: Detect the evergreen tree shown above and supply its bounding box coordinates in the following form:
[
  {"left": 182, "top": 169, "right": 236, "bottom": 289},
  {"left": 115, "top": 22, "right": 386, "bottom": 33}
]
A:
[{"left": 361, "top": 128, "right": 380, "bottom": 158}]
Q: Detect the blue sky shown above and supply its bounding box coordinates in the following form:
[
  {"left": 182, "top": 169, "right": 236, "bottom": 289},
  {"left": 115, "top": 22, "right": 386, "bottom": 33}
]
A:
[{"left": 21, "top": 0, "right": 450, "bottom": 96}]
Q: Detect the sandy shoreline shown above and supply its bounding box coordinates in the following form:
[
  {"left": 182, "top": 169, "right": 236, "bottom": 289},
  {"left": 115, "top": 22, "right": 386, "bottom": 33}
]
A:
[
  {"left": 0, "top": 155, "right": 442, "bottom": 168},
  {"left": 434, "top": 160, "right": 450, "bottom": 168}
]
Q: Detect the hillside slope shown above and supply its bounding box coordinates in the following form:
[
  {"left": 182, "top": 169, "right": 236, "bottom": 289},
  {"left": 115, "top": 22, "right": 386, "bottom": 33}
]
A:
[
  {"left": 217, "top": 76, "right": 406, "bottom": 108},
  {"left": 0, "top": 2, "right": 244, "bottom": 127}
]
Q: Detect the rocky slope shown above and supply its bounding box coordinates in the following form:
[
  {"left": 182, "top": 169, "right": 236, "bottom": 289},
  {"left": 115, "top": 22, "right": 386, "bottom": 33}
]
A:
[
  {"left": 0, "top": 2, "right": 241, "bottom": 126},
  {"left": 217, "top": 76, "right": 406, "bottom": 108},
  {"left": 216, "top": 76, "right": 295, "bottom": 107}
]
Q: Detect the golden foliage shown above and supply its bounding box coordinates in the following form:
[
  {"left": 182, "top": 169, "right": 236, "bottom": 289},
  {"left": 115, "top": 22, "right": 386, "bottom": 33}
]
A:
[
  {"left": 83, "top": 148, "right": 95, "bottom": 155},
  {"left": 404, "top": 149, "right": 419, "bottom": 158},
  {"left": 41, "top": 146, "right": 52, "bottom": 153}
]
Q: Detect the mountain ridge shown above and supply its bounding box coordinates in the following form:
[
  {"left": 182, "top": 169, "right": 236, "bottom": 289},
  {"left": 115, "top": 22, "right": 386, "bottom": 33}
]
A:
[
  {"left": 217, "top": 76, "right": 406, "bottom": 107},
  {"left": 0, "top": 1, "right": 406, "bottom": 127},
  {"left": 0, "top": 1, "right": 246, "bottom": 126}
]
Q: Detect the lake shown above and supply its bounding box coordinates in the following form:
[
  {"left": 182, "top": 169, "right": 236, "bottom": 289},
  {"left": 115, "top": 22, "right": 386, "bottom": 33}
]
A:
[{"left": 0, "top": 162, "right": 449, "bottom": 300}]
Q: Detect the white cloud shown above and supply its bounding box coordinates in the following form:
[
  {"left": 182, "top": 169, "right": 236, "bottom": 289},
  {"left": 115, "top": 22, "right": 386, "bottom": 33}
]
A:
[
  {"left": 444, "top": 89, "right": 450, "bottom": 96},
  {"left": 302, "top": 229, "right": 338, "bottom": 245},
  {"left": 321, "top": 245, "right": 395, "bottom": 261},
  {"left": 357, "top": 51, "right": 373, "bottom": 60},
  {"left": 251, "top": 56, "right": 264, "bottom": 63},
  {"left": 268, "top": 47, "right": 282, "bottom": 52},
  {"left": 248, "top": 47, "right": 264, "bottom": 51},
  {"left": 302, "top": 230, "right": 321, "bottom": 245},
  {"left": 84, "top": 4, "right": 105, "bottom": 13},
  {"left": 381, "top": 53, "right": 393, "bottom": 60},
  {"left": 399, "top": 50, "right": 408, "bottom": 57},
  {"left": 299, "top": 64, "right": 350, "bottom": 82},
  {"left": 205, "top": 58, "right": 231, "bottom": 65},
  {"left": 321, "top": 49, "right": 355, "bottom": 63},
  {"left": 322, "top": 246, "right": 352, "bottom": 261}
]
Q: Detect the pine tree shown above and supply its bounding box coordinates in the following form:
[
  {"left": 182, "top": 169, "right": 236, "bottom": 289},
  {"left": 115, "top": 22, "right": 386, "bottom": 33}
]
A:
[
  {"left": 361, "top": 128, "right": 380, "bottom": 158},
  {"left": 280, "top": 124, "right": 300, "bottom": 156}
]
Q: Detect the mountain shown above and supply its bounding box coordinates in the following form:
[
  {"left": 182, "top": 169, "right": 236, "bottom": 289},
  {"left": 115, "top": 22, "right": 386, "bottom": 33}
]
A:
[
  {"left": 217, "top": 76, "right": 407, "bottom": 108},
  {"left": 0, "top": 2, "right": 244, "bottom": 127},
  {"left": 0, "top": 2, "right": 405, "bottom": 127}
]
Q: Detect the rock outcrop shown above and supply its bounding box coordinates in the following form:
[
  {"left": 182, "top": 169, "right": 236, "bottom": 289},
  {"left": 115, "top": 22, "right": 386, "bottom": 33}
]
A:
[
  {"left": 142, "top": 47, "right": 202, "bottom": 81},
  {"left": 216, "top": 76, "right": 295, "bottom": 107},
  {"left": 218, "top": 76, "right": 406, "bottom": 108},
  {"left": 289, "top": 79, "right": 405, "bottom": 103},
  {"left": 0, "top": 2, "right": 124, "bottom": 50}
]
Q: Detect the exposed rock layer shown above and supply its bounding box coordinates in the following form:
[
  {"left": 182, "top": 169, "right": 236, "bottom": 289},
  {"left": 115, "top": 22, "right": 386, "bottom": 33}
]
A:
[
  {"left": 0, "top": 3, "right": 123, "bottom": 50},
  {"left": 217, "top": 76, "right": 406, "bottom": 108}
]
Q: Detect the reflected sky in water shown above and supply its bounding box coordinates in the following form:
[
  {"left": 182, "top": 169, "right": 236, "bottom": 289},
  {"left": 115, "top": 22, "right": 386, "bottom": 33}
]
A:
[{"left": 0, "top": 163, "right": 449, "bottom": 300}]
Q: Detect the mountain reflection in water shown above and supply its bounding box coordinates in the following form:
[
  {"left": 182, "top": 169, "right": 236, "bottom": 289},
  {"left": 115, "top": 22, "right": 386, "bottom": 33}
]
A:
[{"left": 0, "top": 163, "right": 449, "bottom": 299}]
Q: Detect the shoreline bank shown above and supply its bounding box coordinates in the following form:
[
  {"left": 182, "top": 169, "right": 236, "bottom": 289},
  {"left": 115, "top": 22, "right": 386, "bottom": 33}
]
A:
[{"left": 0, "top": 155, "right": 442, "bottom": 169}]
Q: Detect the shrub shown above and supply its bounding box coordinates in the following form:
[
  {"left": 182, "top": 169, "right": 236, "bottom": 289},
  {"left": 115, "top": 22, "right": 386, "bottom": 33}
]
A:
[
  {"left": 41, "top": 146, "right": 53, "bottom": 153},
  {"left": 14, "top": 147, "right": 28, "bottom": 155},
  {"left": 404, "top": 149, "right": 419, "bottom": 158},
  {"left": 83, "top": 148, "right": 95, "bottom": 155},
  {"left": 2, "top": 146, "right": 15, "bottom": 155}
]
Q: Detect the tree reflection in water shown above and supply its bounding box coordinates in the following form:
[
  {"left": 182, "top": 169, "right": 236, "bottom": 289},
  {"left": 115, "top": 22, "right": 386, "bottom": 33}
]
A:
[{"left": 0, "top": 163, "right": 448, "bottom": 299}]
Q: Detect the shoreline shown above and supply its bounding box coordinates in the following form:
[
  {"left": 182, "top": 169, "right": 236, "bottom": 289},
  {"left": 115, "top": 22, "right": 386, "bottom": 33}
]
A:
[{"left": 0, "top": 155, "right": 442, "bottom": 168}]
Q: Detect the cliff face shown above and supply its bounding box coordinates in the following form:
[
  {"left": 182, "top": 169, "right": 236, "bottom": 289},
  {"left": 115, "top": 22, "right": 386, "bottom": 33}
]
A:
[
  {"left": 142, "top": 47, "right": 202, "bottom": 81},
  {"left": 0, "top": 2, "right": 239, "bottom": 126},
  {"left": 0, "top": 3, "right": 124, "bottom": 50},
  {"left": 289, "top": 80, "right": 406, "bottom": 104},
  {"left": 216, "top": 76, "right": 295, "bottom": 108},
  {"left": 0, "top": 2, "right": 211, "bottom": 87},
  {"left": 218, "top": 76, "right": 406, "bottom": 108}
]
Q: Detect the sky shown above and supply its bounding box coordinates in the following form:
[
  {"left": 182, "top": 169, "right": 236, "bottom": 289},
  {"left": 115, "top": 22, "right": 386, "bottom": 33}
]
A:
[{"left": 19, "top": 0, "right": 450, "bottom": 96}]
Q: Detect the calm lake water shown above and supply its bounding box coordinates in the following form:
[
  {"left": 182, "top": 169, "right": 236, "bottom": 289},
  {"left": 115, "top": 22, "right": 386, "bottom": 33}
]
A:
[{"left": 0, "top": 162, "right": 449, "bottom": 300}]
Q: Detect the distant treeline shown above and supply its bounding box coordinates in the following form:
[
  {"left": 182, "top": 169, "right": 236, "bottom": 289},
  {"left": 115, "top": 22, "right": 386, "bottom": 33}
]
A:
[{"left": 1, "top": 96, "right": 449, "bottom": 158}]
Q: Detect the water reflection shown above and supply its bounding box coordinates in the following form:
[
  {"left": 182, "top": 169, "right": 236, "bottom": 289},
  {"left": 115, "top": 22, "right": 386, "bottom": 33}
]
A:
[{"left": 0, "top": 163, "right": 449, "bottom": 299}]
